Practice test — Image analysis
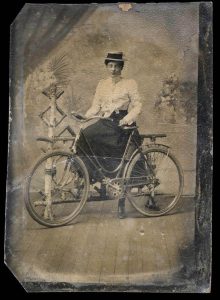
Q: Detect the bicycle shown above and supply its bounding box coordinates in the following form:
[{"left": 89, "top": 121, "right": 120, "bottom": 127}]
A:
[{"left": 25, "top": 113, "right": 184, "bottom": 227}]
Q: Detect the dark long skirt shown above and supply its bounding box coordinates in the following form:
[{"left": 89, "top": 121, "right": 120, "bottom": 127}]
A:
[{"left": 76, "top": 111, "right": 141, "bottom": 176}]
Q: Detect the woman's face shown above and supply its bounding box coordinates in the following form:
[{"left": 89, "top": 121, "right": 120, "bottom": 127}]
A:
[{"left": 106, "top": 61, "right": 122, "bottom": 77}]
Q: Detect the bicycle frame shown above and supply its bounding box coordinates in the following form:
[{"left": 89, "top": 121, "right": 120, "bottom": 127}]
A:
[
  {"left": 69, "top": 114, "right": 168, "bottom": 186},
  {"left": 26, "top": 116, "right": 181, "bottom": 227},
  {"left": 71, "top": 125, "right": 143, "bottom": 181}
]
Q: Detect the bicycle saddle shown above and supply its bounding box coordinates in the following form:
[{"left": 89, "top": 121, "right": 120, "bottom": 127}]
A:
[{"left": 140, "top": 133, "right": 167, "bottom": 138}]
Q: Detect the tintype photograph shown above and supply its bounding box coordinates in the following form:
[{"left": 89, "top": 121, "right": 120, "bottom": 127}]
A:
[{"left": 5, "top": 2, "right": 212, "bottom": 292}]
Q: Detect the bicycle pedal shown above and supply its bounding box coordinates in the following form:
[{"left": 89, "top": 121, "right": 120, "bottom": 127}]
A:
[{"left": 145, "top": 203, "right": 160, "bottom": 211}]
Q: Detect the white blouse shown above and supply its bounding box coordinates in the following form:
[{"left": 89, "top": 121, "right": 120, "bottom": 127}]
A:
[{"left": 85, "top": 77, "right": 142, "bottom": 124}]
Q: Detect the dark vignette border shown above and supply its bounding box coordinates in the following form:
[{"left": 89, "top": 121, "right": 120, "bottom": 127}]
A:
[
  {"left": 4, "top": 1, "right": 213, "bottom": 293},
  {"left": 194, "top": 1, "right": 213, "bottom": 292}
]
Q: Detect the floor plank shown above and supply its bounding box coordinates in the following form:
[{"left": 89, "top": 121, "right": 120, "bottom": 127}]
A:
[
  {"left": 128, "top": 219, "right": 143, "bottom": 281},
  {"left": 9, "top": 197, "right": 195, "bottom": 285},
  {"left": 86, "top": 200, "right": 115, "bottom": 283},
  {"left": 98, "top": 202, "right": 118, "bottom": 283},
  {"left": 157, "top": 216, "right": 181, "bottom": 273},
  {"left": 67, "top": 201, "right": 105, "bottom": 279},
  {"left": 138, "top": 219, "right": 159, "bottom": 276}
]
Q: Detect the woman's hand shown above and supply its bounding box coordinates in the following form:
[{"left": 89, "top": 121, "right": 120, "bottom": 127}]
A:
[{"left": 119, "top": 116, "right": 132, "bottom": 126}]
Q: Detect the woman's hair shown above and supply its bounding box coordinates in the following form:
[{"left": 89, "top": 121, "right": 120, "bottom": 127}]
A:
[{"left": 104, "top": 60, "right": 124, "bottom": 70}]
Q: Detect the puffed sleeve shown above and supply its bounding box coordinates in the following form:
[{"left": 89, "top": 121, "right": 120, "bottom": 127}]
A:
[
  {"left": 125, "top": 79, "right": 142, "bottom": 124},
  {"left": 85, "top": 80, "right": 103, "bottom": 117}
]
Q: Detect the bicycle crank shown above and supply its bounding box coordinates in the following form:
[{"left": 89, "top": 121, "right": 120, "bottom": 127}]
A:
[{"left": 105, "top": 179, "right": 124, "bottom": 199}]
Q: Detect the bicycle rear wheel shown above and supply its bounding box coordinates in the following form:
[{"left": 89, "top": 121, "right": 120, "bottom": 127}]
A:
[
  {"left": 25, "top": 151, "right": 90, "bottom": 227},
  {"left": 125, "top": 147, "right": 184, "bottom": 216}
]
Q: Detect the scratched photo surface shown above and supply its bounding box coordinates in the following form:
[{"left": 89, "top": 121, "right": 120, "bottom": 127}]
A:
[{"left": 6, "top": 3, "right": 205, "bottom": 292}]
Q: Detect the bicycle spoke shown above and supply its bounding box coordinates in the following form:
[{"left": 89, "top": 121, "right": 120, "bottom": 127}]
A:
[
  {"left": 26, "top": 152, "right": 89, "bottom": 226},
  {"left": 125, "top": 148, "right": 183, "bottom": 216}
]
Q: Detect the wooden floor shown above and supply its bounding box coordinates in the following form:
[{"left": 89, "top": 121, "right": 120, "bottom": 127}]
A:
[{"left": 8, "top": 196, "right": 195, "bottom": 286}]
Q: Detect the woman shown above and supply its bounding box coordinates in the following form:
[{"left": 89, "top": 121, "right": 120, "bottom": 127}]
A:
[{"left": 76, "top": 52, "right": 143, "bottom": 217}]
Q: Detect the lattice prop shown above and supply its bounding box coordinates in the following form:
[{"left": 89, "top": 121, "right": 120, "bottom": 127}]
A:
[
  {"left": 39, "top": 83, "right": 69, "bottom": 149},
  {"left": 36, "top": 55, "right": 75, "bottom": 220}
]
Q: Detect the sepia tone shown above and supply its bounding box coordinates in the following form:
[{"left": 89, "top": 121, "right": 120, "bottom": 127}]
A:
[{"left": 5, "top": 3, "right": 212, "bottom": 292}]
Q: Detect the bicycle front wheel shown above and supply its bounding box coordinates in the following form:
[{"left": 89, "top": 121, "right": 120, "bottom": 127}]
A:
[
  {"left": 25, "top": 151, "right": 90, "bottom": 227},
  {"left": 125, "top": 147, "right": 184, "bottom": 217}
]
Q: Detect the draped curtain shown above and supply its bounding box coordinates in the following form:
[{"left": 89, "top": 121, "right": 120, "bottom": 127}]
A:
[
  {"left": 11, "top": 4, "right": 96, "bottom": 80},
  {"left": 9, "top": 3, "right": 97, "bottom": 183}
]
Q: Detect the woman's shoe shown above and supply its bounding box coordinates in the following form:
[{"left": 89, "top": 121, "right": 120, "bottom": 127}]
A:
[
  {"left": 118, "top": 198, "right": 126, "bottom": 219},
  {"left": 145, "top": 198, "right": 160, "bottom": 211},
  {"left": 118, "top": 206, "right": 126, "bottom": 219}
]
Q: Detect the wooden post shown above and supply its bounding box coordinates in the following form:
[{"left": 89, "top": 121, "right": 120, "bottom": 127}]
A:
[{"left": 43, "top": 86, "right": 57, "bottom": 220}]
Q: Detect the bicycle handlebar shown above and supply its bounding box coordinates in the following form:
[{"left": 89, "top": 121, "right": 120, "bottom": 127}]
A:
[
  {"left": 81, "top": 116, "right": 114, "bottom": 123},
  {"left": 71, "top": 112, "right": 138, "bottom": 129},
  {"left": 71, "top": 112, "right": 113, "bottom": 122}
]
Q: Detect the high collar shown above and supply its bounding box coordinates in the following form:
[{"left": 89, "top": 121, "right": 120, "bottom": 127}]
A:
[{"left": 110, "top": 76, "right": 123, "bottom": 85}]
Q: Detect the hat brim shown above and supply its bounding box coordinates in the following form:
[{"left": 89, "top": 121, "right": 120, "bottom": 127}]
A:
[{"left": 105, "top": 58, "right": 126, "bottom": 62}]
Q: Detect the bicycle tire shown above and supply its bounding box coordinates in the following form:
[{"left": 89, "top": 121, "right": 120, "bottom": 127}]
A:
[
  {"left": 125, "top": 147, "right": 184, "bottom": 217},
  {"left": 25, "top": 151, "right": 90, "bottom": 227}
]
